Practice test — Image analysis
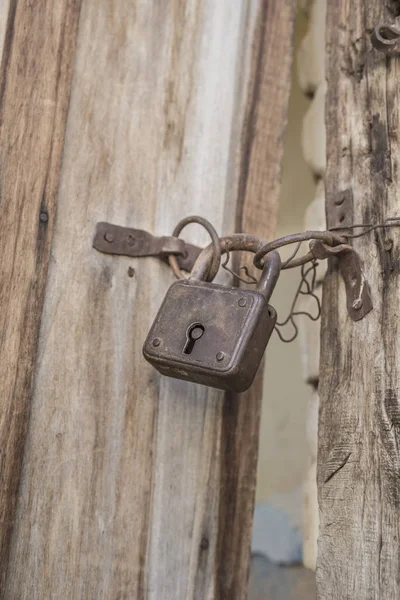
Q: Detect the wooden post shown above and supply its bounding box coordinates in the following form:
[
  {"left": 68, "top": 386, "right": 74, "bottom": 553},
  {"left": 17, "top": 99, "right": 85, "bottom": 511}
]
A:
[
  {"left": 0, "top": 1, "right": 296, "bottom": 597},
  {"left": 318, "top": 2, "right": 400, "bottom": 598}
]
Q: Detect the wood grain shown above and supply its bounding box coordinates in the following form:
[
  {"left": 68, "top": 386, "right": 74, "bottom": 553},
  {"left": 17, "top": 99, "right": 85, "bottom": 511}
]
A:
[
  {"left": 218, "top": 1, "right": 296, "bottom": 595},
  {"left": 2, "top": 1, "right": 295, "bottom": 598},
  {"left": 0, "top": 0, "right": 82, "bottom": 588},
  {"left": 318, "top": 2, "right": 400, "bottom": 598}
]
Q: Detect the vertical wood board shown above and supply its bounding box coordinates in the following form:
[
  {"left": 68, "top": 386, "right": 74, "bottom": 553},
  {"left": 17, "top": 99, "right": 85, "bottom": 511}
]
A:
[
  {"left": 318, "top": 1, "right": 400, "bottom": 598},
  {"left": 0, "top": 0, "right": 82, "bottom": 587}
]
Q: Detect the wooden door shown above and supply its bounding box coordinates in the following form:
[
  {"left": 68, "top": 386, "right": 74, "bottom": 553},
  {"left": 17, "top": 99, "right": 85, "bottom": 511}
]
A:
[{"left": 0, "top": 1, "right": 295, "bottom": 597}]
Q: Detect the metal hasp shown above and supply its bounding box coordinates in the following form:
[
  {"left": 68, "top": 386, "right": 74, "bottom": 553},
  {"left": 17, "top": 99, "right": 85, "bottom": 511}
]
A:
[
  {"left": 324, "top": 185, "right": 373, "bottom": 321},
  {"left": 93, "top": 222, "right": 201, "bottom": 272},
  {"left": 252, "top": 226, "right": 373, "bottom": 322},
  {"left": 93, "top": 220, "right": 374, "bottom": 323},
  {"left": 310, "top": 240, "right": 373, "bottom": 321}
]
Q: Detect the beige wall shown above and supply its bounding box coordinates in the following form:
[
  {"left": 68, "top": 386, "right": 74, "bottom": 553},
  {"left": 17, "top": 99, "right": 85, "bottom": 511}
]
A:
[{"left": 256, "top": 13, "right": 315, "bottom": 503}]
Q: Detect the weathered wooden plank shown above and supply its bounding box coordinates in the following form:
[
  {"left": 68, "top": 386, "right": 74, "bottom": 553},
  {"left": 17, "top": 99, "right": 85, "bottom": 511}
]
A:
[
  {"left": 0, "top": 0, "right": 82, "bottom": 588},
  {"left": 218, "top": 2, "right": 296, "bottom": 595},
  {"left": 318, "top": 2, "right": 400, "bottom": 598},
  {"left": 236, "top": 1, "right": 296, "bottom": 237},
  {"left": 4, "top": 1, "right": 295, "bottom": 598}
]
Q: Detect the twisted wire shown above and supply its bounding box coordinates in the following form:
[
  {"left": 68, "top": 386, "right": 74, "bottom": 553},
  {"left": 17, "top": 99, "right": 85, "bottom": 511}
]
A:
[{"left": 274, "top": 261, "right": 321, "bottom": 343}]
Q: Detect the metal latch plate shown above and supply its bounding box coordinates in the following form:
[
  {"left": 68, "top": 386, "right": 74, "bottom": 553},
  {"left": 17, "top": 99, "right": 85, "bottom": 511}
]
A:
[
  {"left": 93, "top": 222, "right": 201, "bottom": 272},
  {"left": 310, "top": 239, "right": 373, "bottom": 321}
]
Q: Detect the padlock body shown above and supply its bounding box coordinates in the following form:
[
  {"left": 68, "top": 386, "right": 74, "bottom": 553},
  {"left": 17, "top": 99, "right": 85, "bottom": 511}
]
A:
[{"left": 143, "top": 279, "right": 277, "bottom": 392}]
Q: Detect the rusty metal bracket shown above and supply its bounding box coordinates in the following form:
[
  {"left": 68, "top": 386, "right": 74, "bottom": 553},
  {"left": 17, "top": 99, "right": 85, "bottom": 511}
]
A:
[
  {"left": 310, "top": 240, "right": 373, "bottom": 321},
  {"left": 93, "top": 222, "right": 201, "bottom": 272},
  {"left": 326, "top": 189, "right": 353, "bottom": 230}
]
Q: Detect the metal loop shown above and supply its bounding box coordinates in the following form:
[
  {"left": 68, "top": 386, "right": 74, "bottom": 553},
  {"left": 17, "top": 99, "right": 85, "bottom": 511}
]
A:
[
  {"left": 257, "top": 250, "right": 281, "bottom": 302},
  {"left": 274, "top": 260, "right": 321, "bottom": 343},
  {"left": 253, "top": 230, "right": 346, "bottom": 271},
  {"left": 168, "top": 216, "right": 222, "bottom": 282},
  {"left": 371, "top": 23, "right": 400, "bottom": 54}
]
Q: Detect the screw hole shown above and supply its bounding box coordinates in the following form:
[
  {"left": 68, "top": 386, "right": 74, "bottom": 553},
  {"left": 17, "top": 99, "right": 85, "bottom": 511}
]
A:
[{"left": 339, "top": 213, "right": 345, "bottom": 223}]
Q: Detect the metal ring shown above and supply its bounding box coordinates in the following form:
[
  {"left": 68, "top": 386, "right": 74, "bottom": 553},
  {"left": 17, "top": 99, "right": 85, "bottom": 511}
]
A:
[
  {"left": 168, "top": 216, "right": 222, "bottom": 282},
  {"left": 371, "top": 24, "right": 400, "bottom": 54},
  {"left": 253, "top": 230, "right": 346, "bottom": 271}
]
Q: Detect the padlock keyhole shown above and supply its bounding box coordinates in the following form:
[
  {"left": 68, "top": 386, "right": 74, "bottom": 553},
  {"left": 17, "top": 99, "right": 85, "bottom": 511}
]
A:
[{"left": 183, "top": 323, "right": 205, "bottom": 354}]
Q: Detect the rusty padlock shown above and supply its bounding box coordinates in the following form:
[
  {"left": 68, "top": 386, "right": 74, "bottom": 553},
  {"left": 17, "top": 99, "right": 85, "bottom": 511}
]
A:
[{"left": 142, "top": 249, "right": 281, "bottom": 393}]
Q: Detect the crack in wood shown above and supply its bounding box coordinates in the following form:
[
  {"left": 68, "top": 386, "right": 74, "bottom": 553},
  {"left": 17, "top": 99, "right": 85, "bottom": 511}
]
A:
[{"left": 323, "top": 452, "right": 352, "bottom": 484}]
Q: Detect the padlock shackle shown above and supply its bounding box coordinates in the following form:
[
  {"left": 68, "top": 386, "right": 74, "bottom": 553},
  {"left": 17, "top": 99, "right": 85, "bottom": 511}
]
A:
[
  {"left": 190, "top": 233, "right": 267, "bottom": 281},
  {"left": 257, "top": 250, "right": 281, "bottom": 302}
]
